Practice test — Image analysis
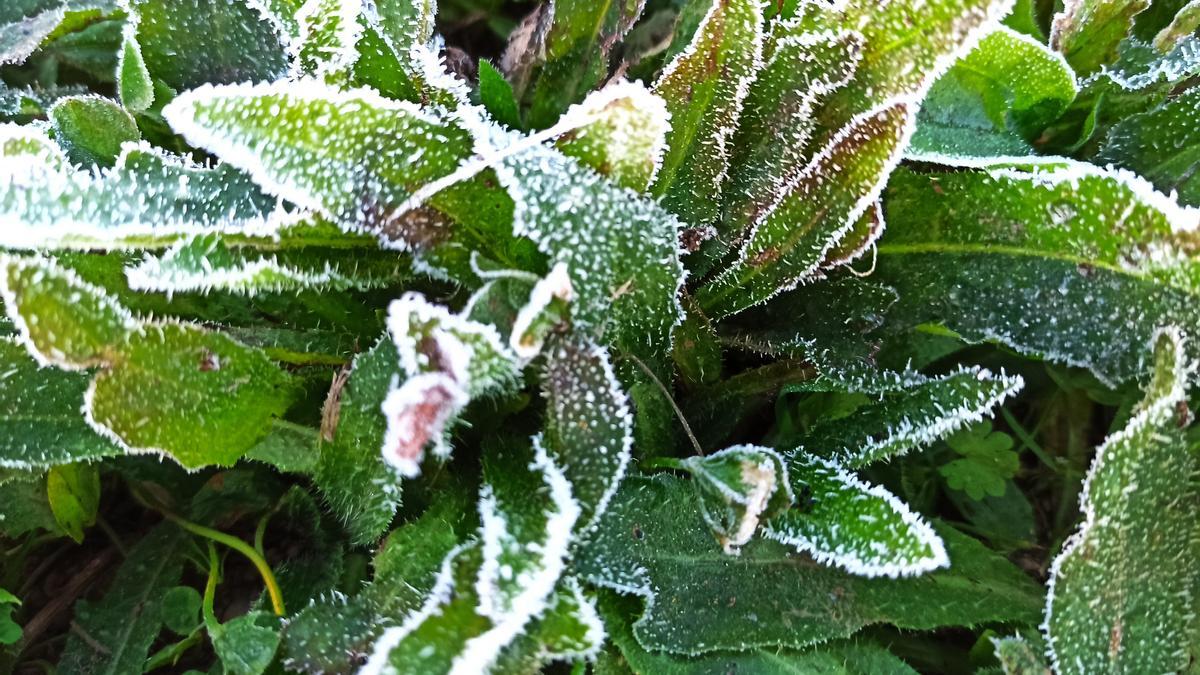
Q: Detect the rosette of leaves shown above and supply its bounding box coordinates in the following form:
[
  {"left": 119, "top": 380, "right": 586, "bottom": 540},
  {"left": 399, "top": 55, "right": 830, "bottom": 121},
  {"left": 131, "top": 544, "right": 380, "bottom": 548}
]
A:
[{"left": 0, "top": 0, "right": 1198, "bottom": 673}]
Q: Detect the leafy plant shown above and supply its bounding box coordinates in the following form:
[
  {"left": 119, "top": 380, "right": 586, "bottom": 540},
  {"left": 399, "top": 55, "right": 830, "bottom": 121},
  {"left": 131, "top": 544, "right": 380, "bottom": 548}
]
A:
[{"left": 1, "top": 0, "right": 1199, "bottom": 673}]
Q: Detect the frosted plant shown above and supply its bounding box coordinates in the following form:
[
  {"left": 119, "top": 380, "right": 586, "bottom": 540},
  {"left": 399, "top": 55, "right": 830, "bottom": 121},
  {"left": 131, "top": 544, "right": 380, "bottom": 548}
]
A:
[{"left": 1, "top": 0, "right": 1199, "bottom": 672}]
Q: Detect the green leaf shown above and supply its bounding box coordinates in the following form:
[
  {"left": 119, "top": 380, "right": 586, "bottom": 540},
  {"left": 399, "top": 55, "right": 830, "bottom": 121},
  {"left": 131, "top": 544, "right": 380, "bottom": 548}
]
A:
[
  {"left": 992, "top": 635, "right": 1050, "bottom": 674},
  {"left": 210, "top": 611, "right": 281, "bottom": 675},
  {"left": 116, "top": 22, "right": 154, "bottom": 112},
  {"left": 765, "top": 456, "right": 948, "bottom": 577},
  {"left": 1044, "top": 328, "right": 1197, "bottom": 674},
  {"left": 679, "top": 445, "right": 792, "bottom": 554},
  {"left": 48, "top": 95, "right": 140, "bottom": 167},
  {"left": 313, "top": 340, "right": 404, "bottom": 545},
  {"left": 552, "top": 81, "right": 670, "bottom": 193},
  {"left": 449, "top": 104, "right": 686, "bottom": 359},
  {"left": 0, "top": 588, "right": 20, "bottom": 646},
  {"left": 697, "top": 100, "right": 913, "bottom": 319},
  {"left": 938, "top": 421, "right": 1019, "bottom": 500},
  {"left": 1050, "top": 0, "right": 1149, "bottom": 75},
  {"left": 909, "top": 27, "right": 1078, "bottom": 162},
  {"left": 124, "top": 0, "right": 289, "bottom": 91},
  {"left": 478, "top": 59, "right": 522, "bottom": 130},
  {"left": 58, "top": 523, "right": 187, "bottom": 674},
  {"left": 0, "top": 125, "right": 279, "bottom": 250},
  {"left": 46, "top": 462, "right": 100, "bottom": 542},
  {"left": 541, "top": 335, "right": 633, "bottom": 531},
  {"left": 126, "top": 234, "right": 410, "bottom": 295},
  {"left": 0, "top": 338, "right": 123, "bottom": 470},
  {"left": 599, "top": 592, "right": 920, "bottom": 675},
  {"left": 283, "top": 493, "right": 466, "bottom": 673},
  {"left": 0, "top": 256, "right": 297, "bottom": 469},
  {"left": 294, "top": 0, "right": 363, "bottom": 82},
  {"left": 162, "top": 81, "right": 472, "bottom": 243},
  {"left": 0, "top": 474, "right": 62, "bottom": 537},
  {"left": 1153, "top": 0, "right": 1200, "bottom": 51},
  {"left": 788, "top": 367, "right": 1024, "bottom": 468},
  {"left": 650, "top": 0, "right": 762, "bottom": 225},
  {"left": 364, "top": 440, "right": 580, "bottom": 673},
  {"left": 0, "top": 1, "right": 115, "bottom": 66},
  {"left": 160, "top": 586, "right": 202, "bottom": 636},
  {"left": 1097, "top": 87, "right": 1200, "bottom": 207},
  {"left": 576, "top": 475, "right": 1043, "bottom": 654},
  {"left": 720, "top": 27, "right": 861, "bottom": 244},
  {"left": 873, "top": 163, "right": 1200, "bottom": 385}
]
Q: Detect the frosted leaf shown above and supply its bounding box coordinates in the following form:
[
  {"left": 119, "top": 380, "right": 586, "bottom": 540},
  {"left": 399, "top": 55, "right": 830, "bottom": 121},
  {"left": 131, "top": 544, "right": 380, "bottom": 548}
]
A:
[
  {"left": 874, "top": 163, "right": 1200, "bottom": 384},
  {"left": 697, "top": 99, "right": 913, "bottom": 319},
  {"left": 680, "top": 445, "right": 793, "bottom": 554},
  {"left": 793, "top": 367, "right": 1025, "bottom": 469},
  {"left": 0, "top": 131, "right": 281, "bottom": 250},
  {"left": 1044, "top": 328, "right": 1197, "bottom": 674},
  {"left": 721, "top": 28, "right": 863, "bottom": 241},
  {"left": 120, "top": 0, "right": 290, "bottom": 91},
  {"left": 1153, "top": 0, "right": 1200, "bottom": 51},
  {"left": 0, "top": 338, "right": 123, "bottom": 471},
  {"left": 554, "top": 80, "right": 670, "bottom": 193},
  {"left": 1050, "top": 0, "right": 1148, "bottom": 75},
  {"left": 815, "top": 199, "right": 883, "bottom": 273},
  {"left": 1, "top": 4, "right": 69, "bottom": 66},
  {"left": 540, "top": 335, "right": 633, "bottom": 531},
  {"left": 162, "top": 81, "right": 472, "bottom": 245},
  {"left": 380, "top": 293, "right": 521, "bottom": 476},
  {"left": 520, "top": 577, "right": 605, "bottom": 664},
  {"left": 116, "top": 2, "right": 154, "bottom": 112},
  {"left": 449, "top": 104, "right": 686, "bottom": 359},
  {"left": 363, "top": 441, "right": 579, "bottom": 675},
  {"left": 802, "top": 0, "right": 1014, "bottom": 140},
  {"left": 294, "top": 0, "right": 364, "bottom": 82},
  {"left": 992, "top": 635, "right": 1049, "bottom": 674},
  {"left": 367, "top": 0, "right": 436, "bottom": 56},
  {"left": 1096, "top": 87, "right": 1200, "bottom": 207},
  {"left": 0, "top": 256, "right": 295, "bottom": 469},
  {"left": 764, "top": 456, "right": 949, "bottom": 578},
  {"left": 509, "top": 263, "right": 573, "bottom": 360},
  {"left": 0, "top": 255, "right": 136, "bottom": 369},
  {"left": 1103, "top": 35, "right": 1200, "bottom": 90},
  {"left": 126, "top": 234, "right": 409, "bottom": 295},
  {"left": 650, "top": 0, "right": 763, "bottom": 225}
]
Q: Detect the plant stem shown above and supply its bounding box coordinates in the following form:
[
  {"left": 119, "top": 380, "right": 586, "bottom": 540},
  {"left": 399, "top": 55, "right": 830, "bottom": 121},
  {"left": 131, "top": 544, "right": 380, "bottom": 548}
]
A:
[{"left": 616, "top": 352, "right": 704, "bottom": 456}]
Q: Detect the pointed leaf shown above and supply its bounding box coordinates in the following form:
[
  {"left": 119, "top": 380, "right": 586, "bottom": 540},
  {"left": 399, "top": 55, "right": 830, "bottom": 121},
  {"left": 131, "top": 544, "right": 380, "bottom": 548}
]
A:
[
  {"left": 48, "top": 95, "right": 140, "bottom": 167},
  {"left": 1097, "top": 87, "right": 1200, "bottom": 207},
  {"left": 46, "top": 462, "right": 100, "bottom": 542},
  {"left": 790, "top": 367, "right": 1024, "bottom": 468},
  {"left": 650, "top": 0, "right": 762, "bottom": 225},
  {"left": 554, "top": 81, "right": 669, "bottom": 193},
  {"left": 1044, "top": 328, "right": 1197, "bottom": 674},
  {"left": 697, "top": 99, "right": 912, "bottom": 319}
]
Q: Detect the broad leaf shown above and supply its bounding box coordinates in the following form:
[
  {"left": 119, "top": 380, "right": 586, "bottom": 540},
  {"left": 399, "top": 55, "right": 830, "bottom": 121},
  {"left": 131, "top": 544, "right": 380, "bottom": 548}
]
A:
[
  {"left": 910, "top": 27, "right": 1078, "bottom": 162},
  {"left": 48, "top": 95, "right": 140, "bottom": 167},
  {"left": 0, "top": 256, "right": 296, "bottom": 468},
  {"left": 122, "top": 0, "right": 289, "bottom": 91},
  {"left": 46, "top": 462, "right": 100, "bottom": 542},
  {"left": 576, "top": 475, "right": 1043, "bottom": 653},
  {"left": 162, "top": 81, "right": 472, "bottom": 242},
  {"left": 873, "top": 163, "right": 1200, "bottom": 385},
  {"left": 1044, "top": 328, "right": 1198, "bottom": 674},
  {"left": 680, "top": 445, "right": 792, "bottom": 553}
]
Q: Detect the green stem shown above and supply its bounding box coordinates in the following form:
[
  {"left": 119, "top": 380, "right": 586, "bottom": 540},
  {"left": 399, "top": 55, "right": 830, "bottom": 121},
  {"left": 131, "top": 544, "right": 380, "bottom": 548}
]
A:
[
  {"left": 133, "top": 487, "right": 286, "bottom": 616},
  {"left": 640, "top": 457, "right": 687, "bottom": 472},
  {"left": 616, "top": 352, "right": 704, "bottom": 456},
  {"left": 203, "top": 543, "right": 220, "bottom": 627}
]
